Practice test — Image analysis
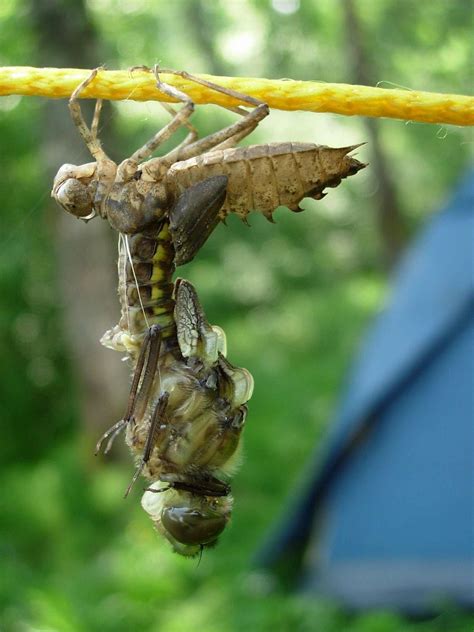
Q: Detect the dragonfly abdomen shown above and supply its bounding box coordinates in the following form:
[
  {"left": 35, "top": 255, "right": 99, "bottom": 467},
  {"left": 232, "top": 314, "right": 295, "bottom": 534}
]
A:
[{"left": 118, "top": 222, "right": 177, "bottom": 343}]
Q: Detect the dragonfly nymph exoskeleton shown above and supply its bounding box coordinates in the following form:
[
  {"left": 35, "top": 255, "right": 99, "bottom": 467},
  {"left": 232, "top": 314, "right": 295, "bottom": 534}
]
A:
[{"left": 51, "top": 66, "right": 365, "bottom": 556}]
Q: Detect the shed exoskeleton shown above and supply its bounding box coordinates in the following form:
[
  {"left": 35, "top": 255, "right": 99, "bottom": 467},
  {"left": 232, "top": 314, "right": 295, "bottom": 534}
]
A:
[{"left": 51, "top": 67, "right": 365, "bottom": 556}]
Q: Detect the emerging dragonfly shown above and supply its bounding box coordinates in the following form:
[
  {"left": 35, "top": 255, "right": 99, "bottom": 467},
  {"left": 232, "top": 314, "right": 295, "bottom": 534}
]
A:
[{"left": 51, "top": 66, "right": 365, "bottom": 556}]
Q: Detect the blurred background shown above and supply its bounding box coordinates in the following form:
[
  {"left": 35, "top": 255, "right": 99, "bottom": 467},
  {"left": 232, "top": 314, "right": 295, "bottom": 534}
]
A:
[{"left": 0, "top": 0, "right": 472, "bottom": 630}]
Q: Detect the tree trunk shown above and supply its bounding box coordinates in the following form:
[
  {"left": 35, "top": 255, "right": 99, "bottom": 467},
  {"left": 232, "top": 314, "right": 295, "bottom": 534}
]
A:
[
  {"left": 182, "top": 0, "right": 228, "bottom": 76},
  {"left": 342, "top": 0, "right": 407, "bottom": 269},
  {"left": 30, "top": 0, "right": 128, "bottom": 447}
]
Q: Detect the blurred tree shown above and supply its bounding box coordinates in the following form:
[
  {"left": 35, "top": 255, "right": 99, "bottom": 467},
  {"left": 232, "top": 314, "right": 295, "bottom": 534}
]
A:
[
  {"left": 342, "top": 0, "right": 407, "bottom": 269},
  {"left": 181, "top": 0, "right": 227, "bottom": 75},
  {"left": 29, "top": 0, "right": 128, "bottom": 443}
]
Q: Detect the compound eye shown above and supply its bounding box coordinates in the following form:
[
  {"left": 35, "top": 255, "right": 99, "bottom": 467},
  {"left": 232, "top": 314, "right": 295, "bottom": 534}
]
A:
[
  {"left": 161, "top": 506, "right": 227, "bottom": 546},
  {"left": 55, "top": 178, "right": 94, "bottom": 219}
]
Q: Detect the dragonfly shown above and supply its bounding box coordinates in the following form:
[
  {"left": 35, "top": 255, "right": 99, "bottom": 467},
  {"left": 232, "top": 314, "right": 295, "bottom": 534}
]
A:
[{"left": 51, "top": 66, "right": 365, "bottom": 556}]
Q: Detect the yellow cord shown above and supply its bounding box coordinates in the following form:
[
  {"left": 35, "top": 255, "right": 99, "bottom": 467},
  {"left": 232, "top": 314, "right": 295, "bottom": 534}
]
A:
[{"left": 1, "top": 66, "right": 472, "bottom": 127}]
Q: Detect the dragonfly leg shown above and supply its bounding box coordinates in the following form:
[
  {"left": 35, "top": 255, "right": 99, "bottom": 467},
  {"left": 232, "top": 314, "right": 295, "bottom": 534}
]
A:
[
  {"left": 155, "top": 68, "right": 269, "bottom": 163},
  {"left": 95, "top": 417, "right": 128, "bottom": 456},
  {"left": 124, "top": 324, "right": 163, "bottom": 423},
  {"left": 95, "top": 325, "right": 162, "bottom": 456},
  {"left": 68, "top": 67, "right": 108, "bottom": 162},
  {"left": 159, "top": 473, "right": 231, "bottom": 497},
  {"left": 124, "top": 391, "right": 170, "bottom": 498},
  {"left": 172, "top": 101, "right": 268, "bottom": 163},
  {"left": 117, "top": 65, "right": 196, "bottom": 181},
  {"left": 150, "top": 101, "right": 199, "bottom": 166},
  {"left": 158, "top": 67, "right": 265, "bottom": 109},
  {"left": 159, "top": 101, "right": 198, "bottom": 145}
]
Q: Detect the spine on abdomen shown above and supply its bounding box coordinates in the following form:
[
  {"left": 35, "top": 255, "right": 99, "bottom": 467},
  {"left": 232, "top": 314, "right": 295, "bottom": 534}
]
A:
[
  {"left": 118, "top": 221, "right": 176, "bottom": 343},
  {"left": 167, "top": 143, "right": 364, "bottom": 222}
]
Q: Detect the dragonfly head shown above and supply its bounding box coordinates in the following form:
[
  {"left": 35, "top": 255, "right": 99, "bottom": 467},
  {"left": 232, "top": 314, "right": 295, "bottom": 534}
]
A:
[
  {"left": 51, "top": 160, "right": 116, "bottom": 221},
  {"left": 142, "top": 483, "right": 232, "bottom": 557}
]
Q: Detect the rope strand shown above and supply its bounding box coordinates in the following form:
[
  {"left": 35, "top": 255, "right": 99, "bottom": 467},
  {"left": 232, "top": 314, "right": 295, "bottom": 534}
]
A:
[{"left": 0, "top": 66, "right": 472, "bottom": 127}]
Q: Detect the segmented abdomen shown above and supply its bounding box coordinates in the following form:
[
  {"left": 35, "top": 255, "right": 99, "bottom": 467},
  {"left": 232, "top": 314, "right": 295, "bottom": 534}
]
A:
[
  {"left": 118, "top": 222, "right": 176, "bottom": 341},
  {"left": 166, "top": 143, "right": 365, "bottom": 221}
]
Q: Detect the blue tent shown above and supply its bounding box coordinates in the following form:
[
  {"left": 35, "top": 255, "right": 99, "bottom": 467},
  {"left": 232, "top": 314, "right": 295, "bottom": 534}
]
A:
[{"left": 257, "top": 172, "right": 474, "bottom": 613}]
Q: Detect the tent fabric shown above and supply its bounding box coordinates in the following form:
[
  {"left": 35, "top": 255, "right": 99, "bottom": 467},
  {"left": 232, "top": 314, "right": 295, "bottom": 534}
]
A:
[{"left": 257, "top": 171, "right": 474, "bottom": 613}]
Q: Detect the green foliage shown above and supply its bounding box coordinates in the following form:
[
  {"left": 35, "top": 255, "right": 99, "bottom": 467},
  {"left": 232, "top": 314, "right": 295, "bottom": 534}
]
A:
[
  {"left": 0, "top": 96, "right": 77, "bottom": 464},
  {"left": 0, "top": 0, "right": 472, "bottom": 629}
]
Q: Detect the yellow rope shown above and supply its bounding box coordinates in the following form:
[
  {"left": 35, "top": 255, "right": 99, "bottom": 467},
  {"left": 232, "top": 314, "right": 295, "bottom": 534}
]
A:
[{"left": 1, "top": 66, "right": 472, "bottom": 127}]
